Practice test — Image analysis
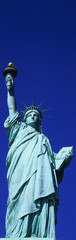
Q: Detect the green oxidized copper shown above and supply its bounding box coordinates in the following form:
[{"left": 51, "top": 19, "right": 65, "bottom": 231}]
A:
[{"left": 3, "top": 63, "right": 74, "bottom": 240}]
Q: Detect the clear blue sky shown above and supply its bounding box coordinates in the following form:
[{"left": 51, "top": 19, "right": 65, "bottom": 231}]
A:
[{"left": 0, "top": 0, "right": 76, "bottom": 238}]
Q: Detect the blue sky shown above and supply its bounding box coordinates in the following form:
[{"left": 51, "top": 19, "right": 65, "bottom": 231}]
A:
[{"left": 0, "top": 0, "right": 76, "bottom": 238}]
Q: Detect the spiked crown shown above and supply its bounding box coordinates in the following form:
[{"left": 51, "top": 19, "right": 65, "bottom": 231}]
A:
[{"left": 20, "top": 98, "right": 51, "bottom": 119}]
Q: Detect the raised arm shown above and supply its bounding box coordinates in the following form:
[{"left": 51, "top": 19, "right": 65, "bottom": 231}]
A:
[
  {"left": 3, "top": 63, "right": 17, "bottom": 119},
  {"left": 5, "top": 73, "right": 16, "bottom": 119}
]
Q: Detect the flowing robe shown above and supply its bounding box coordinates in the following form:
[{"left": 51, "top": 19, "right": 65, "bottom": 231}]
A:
[{"left": 4, "top": 112, "right": 73, "bottom": 238}]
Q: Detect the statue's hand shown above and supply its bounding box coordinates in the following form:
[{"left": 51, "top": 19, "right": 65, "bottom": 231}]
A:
[{"left": 5, "top": 73, "right": 14, "bottom": 91}]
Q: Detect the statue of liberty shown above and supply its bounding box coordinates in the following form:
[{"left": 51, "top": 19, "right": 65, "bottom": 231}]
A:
[{"left": 3, "top": 63, "right": 74, "bottom": 240}]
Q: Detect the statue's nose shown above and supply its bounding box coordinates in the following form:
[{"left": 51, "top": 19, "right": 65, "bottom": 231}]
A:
[{"left": 31, "top": 114, "right": 34, "bottom": 119}]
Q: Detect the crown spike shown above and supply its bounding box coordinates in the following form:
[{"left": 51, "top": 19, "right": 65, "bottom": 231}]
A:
[
  {"left": 20, "top": 99, "right": 51, "bottom": 120},
  {"left": 19, "top": 111, "right": 25, "bottom": 113},
  {"left": 41, "top": 108, "right": 50, "bottom": 113},
  {"left": 37, "top": 100, "right": 45, "bottom": 109},
  {"left": 21, "top": 100, "right": 28, "bottom": 109}
]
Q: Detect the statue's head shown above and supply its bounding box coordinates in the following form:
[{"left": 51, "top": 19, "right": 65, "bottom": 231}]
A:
[
  {"left": 24, "top": 108, "right": 42, "bottom": 132},
  {"left": 21, "top": 99, "right": 50, "bottom": 132}
]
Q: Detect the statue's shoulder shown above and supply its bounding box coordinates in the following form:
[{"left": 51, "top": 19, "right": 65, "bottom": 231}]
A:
[
  {"left": 20, "top": 121, "right": 26, "bottom": 128},
  {"left": 40, "top": 132, "right": 50, "bottom": 145},
  {"left": 42, "top": 132, "right": 50, "bottom": 141}
]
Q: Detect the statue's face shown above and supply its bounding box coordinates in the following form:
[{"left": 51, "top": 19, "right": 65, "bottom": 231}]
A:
[{"left": 24, "top": 110, "right": 41, "bottom": 129}]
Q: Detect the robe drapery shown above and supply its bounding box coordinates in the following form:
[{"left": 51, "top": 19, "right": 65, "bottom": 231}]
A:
[{"left": 4, "top": 112, "right": 73, "bottom": 238}]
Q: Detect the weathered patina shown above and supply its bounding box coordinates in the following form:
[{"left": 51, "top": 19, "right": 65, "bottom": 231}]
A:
[{"left": 3, "top": 63, "right": 74, "bottom": 239}]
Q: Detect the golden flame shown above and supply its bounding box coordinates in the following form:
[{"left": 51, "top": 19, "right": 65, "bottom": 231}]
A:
[{"left": 8, "top": 62, "right": 15, "bottom": 68}]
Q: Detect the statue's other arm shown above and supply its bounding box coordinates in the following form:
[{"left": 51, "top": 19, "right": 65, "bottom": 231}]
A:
[{"left": 5, "top": 73, "right": 17, "bottom": 119}]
